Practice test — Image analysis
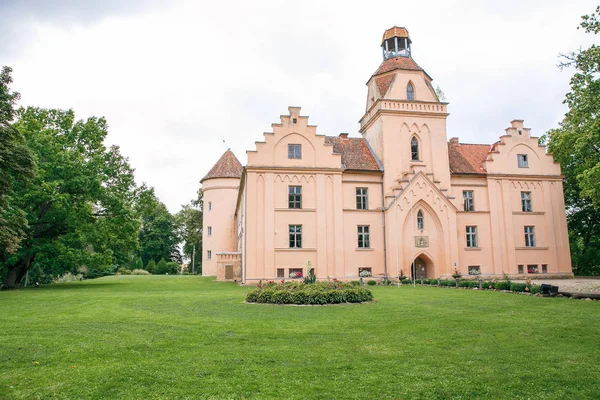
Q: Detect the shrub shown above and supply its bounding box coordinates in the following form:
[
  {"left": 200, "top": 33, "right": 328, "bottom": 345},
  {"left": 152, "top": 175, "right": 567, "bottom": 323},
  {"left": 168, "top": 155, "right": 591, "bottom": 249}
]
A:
[
  {"left": 458, "top": 280, "right": 471, "bottom": 288},
  {"left": 132, "top": 269, "right": 149, "bottom": 275},
  {"left": 495, "top": 281, "right": 511, "bottom": 290},
  {"left": 257, "top": 289, "right": 276, "bottom": 303},
  {"left": 367, "top": 280, "right": 377, "bottom": 286},
  {"left": 380, "top": 279, "right": 393, "bottom": 286},
  {"left": 246, "top": 289, "right": 261, "bottom": 303},
  {"left": 272, "top": 290, "right": 293, "bottom": 304},
  {"left": 165, "top": 262, "right": 180, "bottom": 274},
  {"left": 53, "top": 272, "right": 84, "bottom": 283},
  {"left": 350, "top": 280, "right": 360, "bottom": 287},
  {"left": 246, "top": 282, "right": 373, "bottom": 305},
  {"left": 510, "top": 283, "right": 528, "bottom": 292},
  {"left": 483, "top": 281, "right": 495, "bottom": 290},
  {"left": 116, "top": 267, "right": 132, "bottom": 275},
  {"left": 440, "top": 280, "right": 456, "bottom": 287},
  {"left": 145, "top": 260, "right": 156, "bottom": 274},
  {"left": 529, "top": 284, "right": 541, "bottom": 294}
]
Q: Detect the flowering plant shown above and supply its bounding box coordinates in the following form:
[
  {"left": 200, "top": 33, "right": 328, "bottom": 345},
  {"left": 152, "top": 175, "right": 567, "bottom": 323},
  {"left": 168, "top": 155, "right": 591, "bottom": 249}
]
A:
[
  {"left": 468, "top": 266, "right": 481, "bottom": 275},
  {"left": 359, "top": 269, "right": 372, "bottom": 277},
  {"left": 289, "top": 271, "right": 303, "bottom": 279},
  {"left": 451, "top": 268, "right": 462, "bottom": 279}
]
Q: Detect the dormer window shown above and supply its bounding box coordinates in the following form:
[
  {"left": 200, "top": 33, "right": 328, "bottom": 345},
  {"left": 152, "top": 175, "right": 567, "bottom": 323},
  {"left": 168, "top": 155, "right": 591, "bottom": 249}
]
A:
[
  {"left": 288, "top": 144, "right": 301, "bottom": 159},
  {"left": 411, "top": 137, "right": 419, "bottom": 161},
  {"left": 407, "top": 82, "right": 415, "bottom": 101}
]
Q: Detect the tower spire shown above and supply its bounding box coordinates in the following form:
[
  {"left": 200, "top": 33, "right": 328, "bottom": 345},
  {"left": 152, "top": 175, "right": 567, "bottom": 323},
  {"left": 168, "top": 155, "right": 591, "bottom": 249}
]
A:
[{"left": 381, "top": 26, "right": 412, "bottom": 60}]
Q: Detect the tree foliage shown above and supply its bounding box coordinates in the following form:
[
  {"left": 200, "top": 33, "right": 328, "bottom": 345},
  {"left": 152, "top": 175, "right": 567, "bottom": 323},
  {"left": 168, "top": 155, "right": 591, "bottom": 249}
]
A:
[
  {"left": 136, "top": 186, "right": 181, "bottom": 266},
  {"left": 0, "top": 107, "right": 140, "bottom": 288},
  {"left": 546, "top": 7, "right": 600, "bottom": 275},
  {"left": 175, "top": 188, "right": 203, "bottom": 274},
  {"left": 0, "top": 66, "right": 35, "bottom": 254}
]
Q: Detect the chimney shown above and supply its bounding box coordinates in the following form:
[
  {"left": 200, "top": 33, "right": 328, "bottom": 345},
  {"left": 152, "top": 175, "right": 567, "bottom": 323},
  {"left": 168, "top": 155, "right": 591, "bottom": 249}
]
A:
[
  {"left": 449, "top": 137, "right": 459, "bottom": 145},
  {"left": 339, "top": 133, "right": 349, "bottom": 139}
]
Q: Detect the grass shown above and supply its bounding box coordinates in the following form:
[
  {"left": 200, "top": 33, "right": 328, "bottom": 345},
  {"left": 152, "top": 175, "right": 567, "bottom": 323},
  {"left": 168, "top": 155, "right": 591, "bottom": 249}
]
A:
[{"left": 0, "top": 276, "right": 599, "bottom": 399}]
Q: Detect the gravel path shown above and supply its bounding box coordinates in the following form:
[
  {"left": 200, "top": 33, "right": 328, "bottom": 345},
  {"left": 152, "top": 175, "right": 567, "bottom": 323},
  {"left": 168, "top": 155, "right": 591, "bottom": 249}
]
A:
[{"left": 513, "top": 278, "right": 600, "bottom": 294}]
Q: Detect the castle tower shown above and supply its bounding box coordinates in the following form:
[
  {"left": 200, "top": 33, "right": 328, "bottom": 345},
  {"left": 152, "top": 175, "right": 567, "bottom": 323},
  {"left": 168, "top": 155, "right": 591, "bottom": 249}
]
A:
[
  {"left": 200, "top": 149, "right": 242, "bottom": 276},
  {"left": 360, "top": 26, "right": 451, "bottom": 200}
]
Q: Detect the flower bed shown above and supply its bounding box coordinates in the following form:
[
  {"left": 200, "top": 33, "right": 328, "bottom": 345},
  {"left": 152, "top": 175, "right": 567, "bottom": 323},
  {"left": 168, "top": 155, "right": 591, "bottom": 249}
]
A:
[{"left": 245, "top": 281, "right": 374, "bottom": 305}]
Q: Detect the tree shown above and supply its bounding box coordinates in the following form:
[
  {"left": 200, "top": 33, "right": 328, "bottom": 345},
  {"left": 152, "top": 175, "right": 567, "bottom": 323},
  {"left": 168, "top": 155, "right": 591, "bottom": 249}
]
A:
[
  {"left": 0, "top": 107, "right": 140, "bottom": 288},
  {"left": 175, "top": 188, "right": 203, "bottom": 274},
  {"left": 0, "top": 66, "right": 35, "bottom": 255},
  {"left": 145, "top": 259, "right": 156, "bottom": 274},
  {"left": 165, "top": 261, "right": 180, "bottom": 274},
  {"left": 136, "top": 186, "right": 181, "bottom": 266},
  {"left": 545, "top": 7, "right": 600, "bottom": 275},
  {"left": 155, "top": 258, "right": 167, "bottom": 274}
]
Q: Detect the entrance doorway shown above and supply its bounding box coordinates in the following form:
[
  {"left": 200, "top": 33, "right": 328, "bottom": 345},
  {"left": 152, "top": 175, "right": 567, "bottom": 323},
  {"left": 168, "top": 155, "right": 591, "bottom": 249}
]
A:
[{"left": 411, "top": 256, "right": 428, "bottom": 279}]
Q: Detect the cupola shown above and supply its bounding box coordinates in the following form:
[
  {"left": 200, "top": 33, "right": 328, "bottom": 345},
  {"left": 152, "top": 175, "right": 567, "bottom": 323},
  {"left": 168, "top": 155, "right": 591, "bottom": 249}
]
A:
[{"left": 381, "top": 26, "right": 411, "bottom": 60}]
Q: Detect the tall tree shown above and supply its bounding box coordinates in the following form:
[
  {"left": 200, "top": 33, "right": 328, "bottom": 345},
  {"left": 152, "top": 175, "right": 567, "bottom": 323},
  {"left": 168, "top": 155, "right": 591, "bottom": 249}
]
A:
[
  {"left": 1, "top": 107, "right": 139, "bottom": 288},
  {"left": 136, "top": 186, "right": 181, "bottom": 265},
  {"left": 175, "top": 188, "right": 203, "bottom": 274},
  {"left": 546, "top": 7, "right": 600, "bottom": 275},
  {"left": 0, "top": 66, "right": 35, "bottom": 255}
]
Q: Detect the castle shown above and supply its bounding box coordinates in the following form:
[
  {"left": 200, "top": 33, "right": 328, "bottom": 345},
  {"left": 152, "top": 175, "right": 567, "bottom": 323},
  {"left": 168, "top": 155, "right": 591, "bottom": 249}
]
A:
[{"left": 200, "top": 27, "right": 573, "bottom": 283}]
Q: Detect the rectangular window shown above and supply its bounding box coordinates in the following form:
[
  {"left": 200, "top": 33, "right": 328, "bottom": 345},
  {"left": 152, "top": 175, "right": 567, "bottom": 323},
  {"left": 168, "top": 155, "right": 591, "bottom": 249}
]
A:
[
  {"left": 357, "top": 225, "right": 370, "bottom": 248},
  {"left": 527, "top": 264, "right": 539, "bottom": 274},
  {"left": 463, "top": 190, "right": 474, "bottom": 211},
  {"left": 207, "top": 226, "right": 212, "bottom": 236},
  {"left": 517, "top": 154, "right": 528, "bottom": 168},
  {"left": 276, "top": 268, "right": 284, "bottom": 278},
  {"left": 356, "top": 187, "right": 368, "bottom": 210},
  {"left": 289, "top": 268, "right": 303, "bottom": 278},
  {"left": 466, "top": 226, "right": 478, "bottom": 248},
  {"left": 288, "top": 144, "right": 301, "bottom": 159},
  {"left": 542, "top": 264, "right": 548, "bottom": 274},
  {"left": 518, "top": 265, "right": 524, "bottom": 274},
  {"left": 208, "top": 201, "right": 212, "bottom": 211},
  {"left": 289, "top": 225, "right": 302, "bottom": 248},
  {"left": 207, "top": 250, "right": 212, "bottom": 260},
  {"left": 358, "top": 267, "right": 372, "bottom": 277},
  {"left": 468, "top": 266, "right": 481, "bottom": 275},
  {"left": 524, "top": 226, "right": 535, "bottom": 247},
  {"left": 288, "top": 186, "right": 302, "bottom": 209},
  {"left": 521, "top": 191, "right": 532, "bottom": 212}
]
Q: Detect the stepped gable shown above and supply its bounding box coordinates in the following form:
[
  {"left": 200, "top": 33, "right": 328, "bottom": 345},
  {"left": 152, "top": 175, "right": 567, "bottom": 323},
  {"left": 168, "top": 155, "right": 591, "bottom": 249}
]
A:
[
  {"left": 448, "top": 140, "right": 491, "bottom": 175},
  {"left": 324, "top": 135, "right": 381, "bottom": 172},
  {"left": 201, "top": 149, "right": 243, "bottom": 182}
]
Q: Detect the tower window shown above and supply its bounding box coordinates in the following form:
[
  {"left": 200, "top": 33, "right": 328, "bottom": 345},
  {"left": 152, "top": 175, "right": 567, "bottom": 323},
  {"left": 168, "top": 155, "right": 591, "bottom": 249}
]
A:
[
  {"left": 407, "top": 82, "right": 415, "bottom": 101},
  {"left": 207, "top": 250, "right": 212, "bottom": 260},
  {"left": 208, "top": 201, "right": 212, "bottom": 211},
  {"left": 417, "top": 210, "right": 424, "bottom": 229},
  {"left": 207, "top": 226, "right": 212, "bottom": 236},
  {"left": 288, "top": 186, "right": 302, "bottom": 209},
  {"left": 288, "top": 144, "right": 301, "bottom": 159},
  {"left": 411, "top": 137, "right": 419, "bottom": 161},
  {"left": 517, "top": 154, "right": 528, "bottom": 168},
  {"left": 356, "top": 187, "right": 368, "bottom": 210}
]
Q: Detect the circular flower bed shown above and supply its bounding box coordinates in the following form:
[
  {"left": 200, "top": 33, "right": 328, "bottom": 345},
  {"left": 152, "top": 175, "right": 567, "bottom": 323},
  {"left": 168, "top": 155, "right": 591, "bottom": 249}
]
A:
[{"left": 245, "top": 281, "right": 374, "bottom": 305}]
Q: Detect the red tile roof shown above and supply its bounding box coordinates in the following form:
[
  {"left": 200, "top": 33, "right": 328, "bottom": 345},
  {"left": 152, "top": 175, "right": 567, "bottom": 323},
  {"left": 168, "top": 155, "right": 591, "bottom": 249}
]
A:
[
  {"left": 375, "top": 74, "right": 395, "bottom": 97},
  {"left": 372, "top": 57, "right": 424, "bottom": 77},
  {"left": 382, "top": 26, "right": 410, "bottom": 43},
  {"left": 325, "top": 136, "right": 382, "bottom": 172},
  {"left": 448, "top": 142, "right": 491, "bottom": 174},
  {"left": 201, "top": 149, "right": 243, "bottom": 182}
]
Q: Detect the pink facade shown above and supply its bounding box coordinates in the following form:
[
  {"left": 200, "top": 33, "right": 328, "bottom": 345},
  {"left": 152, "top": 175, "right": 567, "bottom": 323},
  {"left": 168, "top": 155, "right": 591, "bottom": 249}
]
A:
[{"left": 201, "top": 27, "right": 572, "bottom": 282}]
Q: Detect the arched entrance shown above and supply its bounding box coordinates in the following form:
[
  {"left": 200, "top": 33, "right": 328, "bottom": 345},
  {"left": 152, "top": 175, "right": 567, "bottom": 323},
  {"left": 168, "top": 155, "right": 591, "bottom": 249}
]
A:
[{"left": 410, "top": 255, "right": 434, "bottom": 279}]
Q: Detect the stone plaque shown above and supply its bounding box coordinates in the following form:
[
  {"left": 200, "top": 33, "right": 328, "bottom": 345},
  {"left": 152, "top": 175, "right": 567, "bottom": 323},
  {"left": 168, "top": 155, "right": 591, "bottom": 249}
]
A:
[{"left": 415, "top": 236, "right": 429, "bottom": 248}]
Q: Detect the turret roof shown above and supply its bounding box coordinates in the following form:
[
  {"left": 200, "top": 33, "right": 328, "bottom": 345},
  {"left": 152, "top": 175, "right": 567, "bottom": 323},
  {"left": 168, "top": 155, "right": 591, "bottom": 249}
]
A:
[{"left": 201, "top": 149, "right": 243, "bottom": 182}]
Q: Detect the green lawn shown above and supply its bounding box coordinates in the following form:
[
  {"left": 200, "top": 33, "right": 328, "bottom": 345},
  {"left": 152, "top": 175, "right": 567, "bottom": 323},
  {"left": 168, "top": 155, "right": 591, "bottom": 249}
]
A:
[{"left": 1, "top": 276, "right": 599, "bottom": 399}]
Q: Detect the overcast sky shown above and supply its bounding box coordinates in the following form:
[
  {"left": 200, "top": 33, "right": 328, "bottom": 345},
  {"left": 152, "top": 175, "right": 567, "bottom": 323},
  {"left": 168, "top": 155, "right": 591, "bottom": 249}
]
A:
[{"left": 2, "top": 0, "right": 597, "bottom": 212}]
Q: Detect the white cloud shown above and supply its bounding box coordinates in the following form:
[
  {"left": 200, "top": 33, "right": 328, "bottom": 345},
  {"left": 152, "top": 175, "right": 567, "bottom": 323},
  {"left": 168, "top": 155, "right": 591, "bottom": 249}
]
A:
[{"left": 3, "top": 0, "right": 598, "bottom": 211}]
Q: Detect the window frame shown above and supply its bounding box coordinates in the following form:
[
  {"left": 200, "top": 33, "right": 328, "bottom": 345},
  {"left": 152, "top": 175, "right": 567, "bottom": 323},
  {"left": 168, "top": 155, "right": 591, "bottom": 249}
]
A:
[
  {"left": 524, "top": 226, "right": 535, "bottom": 247},
  {"left": 466, "top": 226, "right": 478, "bottom": 248},
  {"left": 410, "top": 136, "right": 419, "bottom": 161},
  {"left": 207, "top": 250, "right": 212, "bottom": 260},
  {"left": 288, "top": 144, "right": 302, "bottom": 159},
  {"left": 289, "top": 225, "right": 302, "bottom": 248},
  {"left": 517, "top": 154, "right": 529, "bottom": 168},
  {"left": 288, "top": 185, "right": 302, "bottom": 209},
  {"left": 468, "top": 266, "right": 481, "bottom": 275},
  {"left": 207, "top": 226, "right": 212, "bottom": 236},
  {"left": 357, "top": 225, "right": 370, "bottom": 248},
  {"left": 276, "top": 268, "right": 285, "bottom": 278},
  {"left": 521, "top": 191, "right": 532, "bottom": 212},
  {"left": 208, "top": 201, "right": 212, "bottom": 211},
  {"left": 417, "top": 210, "right": 424, "bottom": 230},
  {"left": 463, "top": 190, "right": 474, "bottom": 212},
  {"left": 356, "top": 187, "right": 368, "bottom": 210},
  {"left": 407, "top": 82, "right": 415, "bottom": 101}
]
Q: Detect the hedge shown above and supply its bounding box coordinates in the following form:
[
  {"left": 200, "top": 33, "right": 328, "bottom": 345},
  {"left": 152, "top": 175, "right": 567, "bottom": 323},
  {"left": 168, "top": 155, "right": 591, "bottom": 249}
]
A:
[{"left": 246, "top": 281, "right": 373, "bottom": 305}]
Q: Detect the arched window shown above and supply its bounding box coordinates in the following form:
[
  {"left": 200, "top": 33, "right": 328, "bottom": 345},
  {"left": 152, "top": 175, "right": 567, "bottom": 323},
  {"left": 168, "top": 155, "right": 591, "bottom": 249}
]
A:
[
  {"left": 407, "top": 82, "right": 415, "bottom": 101},
  {"left": 417, "top": 210, "right": 424, "bottom": 230},
  {"left": 411, "top": 137, "right": 419, "bottom": 161}
]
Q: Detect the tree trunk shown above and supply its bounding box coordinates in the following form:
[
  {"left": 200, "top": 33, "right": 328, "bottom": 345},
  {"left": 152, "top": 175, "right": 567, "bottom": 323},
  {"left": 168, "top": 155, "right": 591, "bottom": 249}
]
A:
[{"left": 2, "top": 255, "right": 34, "bottom": 289}]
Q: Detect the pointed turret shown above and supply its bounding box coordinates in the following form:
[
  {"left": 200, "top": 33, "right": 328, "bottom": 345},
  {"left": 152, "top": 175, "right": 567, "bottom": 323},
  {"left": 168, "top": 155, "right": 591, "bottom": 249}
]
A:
[{"left": 201, "top": 149, "right": 242, "bottom": 182}]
